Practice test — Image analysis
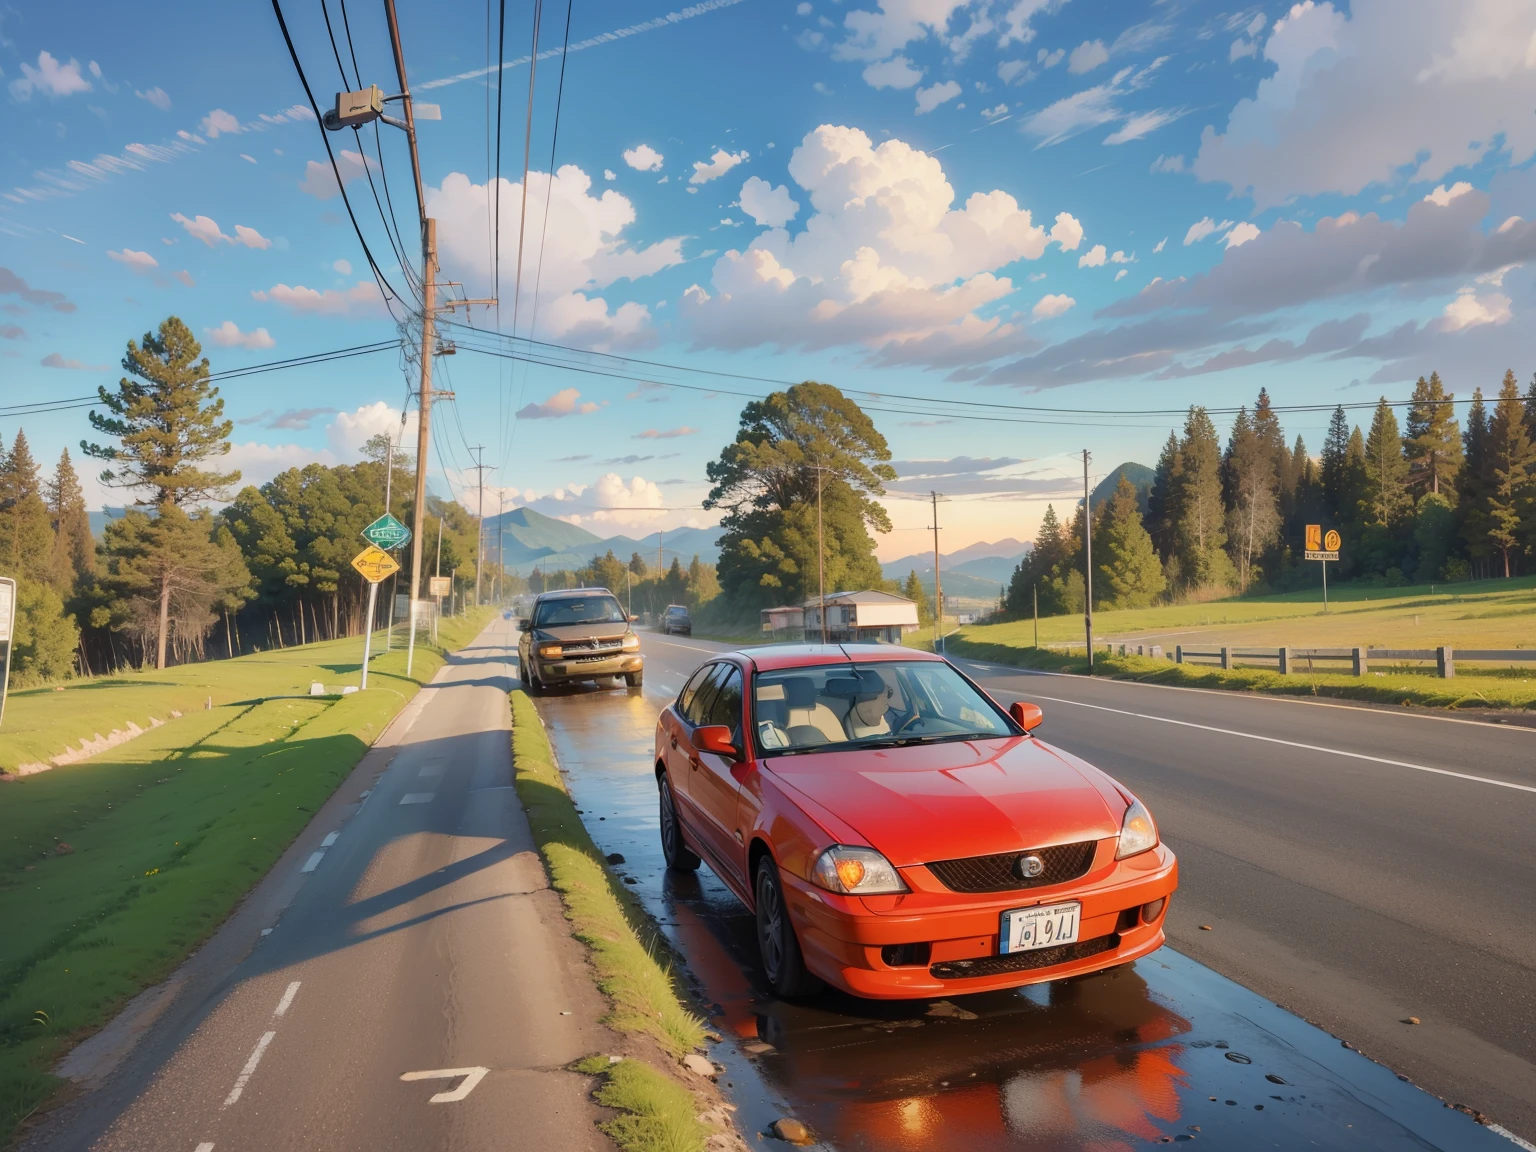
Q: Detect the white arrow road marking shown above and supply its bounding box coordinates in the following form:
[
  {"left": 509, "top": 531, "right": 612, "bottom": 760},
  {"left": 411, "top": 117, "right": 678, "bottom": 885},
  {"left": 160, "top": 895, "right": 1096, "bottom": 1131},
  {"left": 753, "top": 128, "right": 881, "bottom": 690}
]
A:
[
  {"left": 321, "top": 831, "right": 339, "bottom": 847},
  {"left": 273, "top": 981, "right": 300, "bottom": 1017},
  {"left": 223, "top": 1031, "right": 275, "bottom": 1106},
  {"left": 400, "top": 792, "right": 436, "bottom": 805},
  {"left": 300, "top": 852, "right": 325, "bottom": 873},
  {"left": 194, "top": 1143, "right": 215, "bottom": 1151},
  {"left": 399, "top": 1067, "right": 490, "bottom": 1103}
]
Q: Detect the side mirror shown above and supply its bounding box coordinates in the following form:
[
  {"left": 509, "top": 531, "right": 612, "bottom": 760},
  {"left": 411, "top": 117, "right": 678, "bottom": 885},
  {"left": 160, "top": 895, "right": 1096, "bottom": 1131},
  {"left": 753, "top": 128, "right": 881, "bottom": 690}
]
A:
[
  {"left": 517, "top": 618, "right": 531, "bottom": 632},
  {"left": 1009, "top": 701, "right": 1043, "bottom": 732},
  {"left": 629, "top": 614, "right": 639, "bottom": 622},
  {"left": 693, "top": 724, "right": 740, "bottom": 760}
]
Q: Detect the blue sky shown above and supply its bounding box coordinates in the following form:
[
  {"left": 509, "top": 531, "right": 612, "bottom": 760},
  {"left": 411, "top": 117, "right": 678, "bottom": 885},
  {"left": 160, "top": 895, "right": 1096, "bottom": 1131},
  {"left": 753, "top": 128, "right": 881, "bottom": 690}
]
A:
[{"left": 4, "top": 0, "right": 1535, "bottom": 556}]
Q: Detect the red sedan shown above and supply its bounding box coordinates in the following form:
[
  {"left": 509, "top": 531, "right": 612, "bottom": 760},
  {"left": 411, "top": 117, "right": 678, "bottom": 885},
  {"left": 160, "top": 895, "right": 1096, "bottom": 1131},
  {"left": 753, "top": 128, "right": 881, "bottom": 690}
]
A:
[{"left": 654, "top": 644, "right": 1177, "bottom": 999}]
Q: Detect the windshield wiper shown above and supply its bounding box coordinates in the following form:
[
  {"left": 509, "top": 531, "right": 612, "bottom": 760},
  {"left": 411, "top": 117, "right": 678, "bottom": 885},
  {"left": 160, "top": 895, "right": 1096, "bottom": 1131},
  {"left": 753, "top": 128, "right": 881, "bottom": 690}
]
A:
[{"left": 857, "top": 732, "right": 990, "bottom": 750}]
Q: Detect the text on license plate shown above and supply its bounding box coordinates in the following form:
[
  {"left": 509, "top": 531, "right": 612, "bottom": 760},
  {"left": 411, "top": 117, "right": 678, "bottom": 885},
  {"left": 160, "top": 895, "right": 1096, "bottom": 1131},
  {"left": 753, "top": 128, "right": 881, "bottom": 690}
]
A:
[{"left": 1000, "top": 901, "right": 1080, "bottom": 954}]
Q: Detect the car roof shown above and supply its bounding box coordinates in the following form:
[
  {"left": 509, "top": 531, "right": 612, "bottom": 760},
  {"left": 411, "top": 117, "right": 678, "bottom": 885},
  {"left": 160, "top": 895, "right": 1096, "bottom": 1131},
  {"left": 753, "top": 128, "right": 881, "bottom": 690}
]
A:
[
  {"left": 665, "top": 604, "right": 689, "bottom": 611},
  {"left": 733, "top": 643, "right": 946, "bottom": 671},
  {"left": 535, "top": 587, "right": 615, "bottom": 600}
]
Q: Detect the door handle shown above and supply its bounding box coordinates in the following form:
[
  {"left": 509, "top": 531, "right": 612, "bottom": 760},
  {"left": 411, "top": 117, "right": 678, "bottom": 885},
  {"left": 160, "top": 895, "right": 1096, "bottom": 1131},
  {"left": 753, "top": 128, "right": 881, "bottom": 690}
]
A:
[
  {"left": 670, "top": 734, "right": 679, "bottom": 749},
  {"left": 688, "top": 755, "right": 701, "bottom": 771}
]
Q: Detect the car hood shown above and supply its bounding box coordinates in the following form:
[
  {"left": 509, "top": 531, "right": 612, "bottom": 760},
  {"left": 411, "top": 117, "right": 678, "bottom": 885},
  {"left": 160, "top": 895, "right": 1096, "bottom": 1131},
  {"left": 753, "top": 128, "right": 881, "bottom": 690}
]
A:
[
  {"left": 766, "top": 737, "right": 1125, "bottom": 866},
  {"left": 532, "top": 622, "right": 630, "bottom": 642}
]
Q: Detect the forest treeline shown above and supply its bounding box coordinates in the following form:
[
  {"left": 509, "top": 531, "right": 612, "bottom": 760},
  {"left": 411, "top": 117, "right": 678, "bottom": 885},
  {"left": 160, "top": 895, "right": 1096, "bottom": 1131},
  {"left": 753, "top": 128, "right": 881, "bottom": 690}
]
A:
[{"left": 1006, "top": 373, "right": 1536, "bottom": 618}]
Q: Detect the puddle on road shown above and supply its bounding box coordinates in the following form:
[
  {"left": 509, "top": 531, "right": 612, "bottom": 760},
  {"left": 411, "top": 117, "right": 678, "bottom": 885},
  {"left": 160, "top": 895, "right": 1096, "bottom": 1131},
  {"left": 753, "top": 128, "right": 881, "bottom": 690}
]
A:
[{"left": 533, "top": 683, "right": 1510, "bottom": 1151}]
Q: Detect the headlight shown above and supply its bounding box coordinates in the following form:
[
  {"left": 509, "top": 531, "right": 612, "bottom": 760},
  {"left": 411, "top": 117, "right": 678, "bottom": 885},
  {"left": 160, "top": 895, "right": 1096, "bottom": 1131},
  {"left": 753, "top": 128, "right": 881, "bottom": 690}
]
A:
[
  {"left": 621, "top": 634, "right": 640, "bottom": 652},
  {"left": 537, "top": 643, "right": 563, "bottom": 659},
  {"left": 810, "top": 845, "right": 908, "bottom": 895},
  {"left": 1116, "top": 797, "right": 1158, "bottom": 859}
]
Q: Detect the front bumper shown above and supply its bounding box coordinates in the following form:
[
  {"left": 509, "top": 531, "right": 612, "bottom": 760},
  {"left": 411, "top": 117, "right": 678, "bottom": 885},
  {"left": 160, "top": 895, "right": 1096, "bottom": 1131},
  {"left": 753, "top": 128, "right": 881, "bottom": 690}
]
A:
[
  {"left": 534, "top": 652, "right": 643, "bottom": 682},
  {"left": 782, "top": 843, "right": 1178, "bottom": 999}
]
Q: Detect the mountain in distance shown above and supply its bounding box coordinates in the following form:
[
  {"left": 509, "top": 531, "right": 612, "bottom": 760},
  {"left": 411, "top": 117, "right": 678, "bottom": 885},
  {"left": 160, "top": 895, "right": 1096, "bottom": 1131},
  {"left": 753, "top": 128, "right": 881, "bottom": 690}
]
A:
[
  {"left": 483, "top": 507, "right": 723, "bottom": 576},
  {"left": 1091, "top": 462, "right": 1155, "bottom": 515},
  {"left": 880, "top": 538, "right": 1030, "bottom": 584}
]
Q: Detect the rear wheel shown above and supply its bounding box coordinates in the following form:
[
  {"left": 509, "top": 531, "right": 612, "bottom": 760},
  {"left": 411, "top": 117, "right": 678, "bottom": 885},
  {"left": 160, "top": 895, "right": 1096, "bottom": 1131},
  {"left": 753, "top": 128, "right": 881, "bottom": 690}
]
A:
[
  {"left": 658, "top": 774, "right": 700, "bottom": 871},
  {"left": 625, "top": 670, "right": 643, "bottom": 688},
  {"left": 755, "top": 856, "right": 823, "bottom": 999}
]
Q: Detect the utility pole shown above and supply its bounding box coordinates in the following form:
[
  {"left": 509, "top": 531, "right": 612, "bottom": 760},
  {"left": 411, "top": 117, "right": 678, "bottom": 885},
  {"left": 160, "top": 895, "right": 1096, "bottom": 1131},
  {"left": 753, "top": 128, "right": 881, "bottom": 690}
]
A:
[
  {"left": 1083, "top": 449, "right": 1094, "bottom": 673},
  {"left": 1033, "top": 584, "right": 1039, "bottom": 649},
  {"left": 817, "top": 467, "right": 828, "bottom": 645},
  {"left": 930, "top": 490, "right": 945, "bottom": 654},
  {"left": 468, "top": 445, "right": 487, "bottom": 605},
  {"left": 382, "top": 435, "right": 394, "bottom": 652},
  {"left": 494, "top": 487, "right": 505, "bottom": 603}
]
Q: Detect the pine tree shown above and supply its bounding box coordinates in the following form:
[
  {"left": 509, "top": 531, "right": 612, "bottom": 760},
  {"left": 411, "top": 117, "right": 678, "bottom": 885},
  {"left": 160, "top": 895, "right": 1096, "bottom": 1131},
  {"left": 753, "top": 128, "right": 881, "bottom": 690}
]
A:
[
  {"left": 1320, "top": 406, "right": 1352, "bottom": 525},
  {"left": 1404, "top": 372, "right": 1461, "bottom": 499},
  {"left": 1223, "top": 408, "right": 1280, "bottom": 590},
  {"left": 0, "top": 429, "right": 58, "bottom": 586},
  {"left": 1360, "top": 398, "right": 1410, "bottom": 528},
  {"left": 1146, "top": 431, "right": 1179, "bottom": 560},
  {"left": 903, "top": 569, "right": 932, "bottom": 625},
  {"left": 1167, "top": 406, "right": 1234, "bottom": 591},
  {"left": 1252, "top": 388, "right": 1291, "bottom": 502},
  {"left": 1459, "top": 388, "right": 1491, "bottom": 570},
  {"left": 1095, "top": 475, "right": 1165, "bottom": 608},
  {"left": 1485, "top": 369, "right": 1536, "bottom": 577},
  {"left": 82, "top": 316, "right": 240, "bottom": 506},
  {"left": 45, "top": 447, "right": 95, "bottom": 595}
]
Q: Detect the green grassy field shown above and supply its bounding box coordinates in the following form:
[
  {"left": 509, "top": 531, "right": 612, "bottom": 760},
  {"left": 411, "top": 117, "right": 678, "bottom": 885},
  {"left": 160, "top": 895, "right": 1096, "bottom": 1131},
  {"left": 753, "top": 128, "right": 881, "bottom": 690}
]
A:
[
  {"left": 0, "top": 608, "right": 493, "bottom": 1146},
  {"left": 930, "top": 576, "right": 1536, "bottom": 711}
]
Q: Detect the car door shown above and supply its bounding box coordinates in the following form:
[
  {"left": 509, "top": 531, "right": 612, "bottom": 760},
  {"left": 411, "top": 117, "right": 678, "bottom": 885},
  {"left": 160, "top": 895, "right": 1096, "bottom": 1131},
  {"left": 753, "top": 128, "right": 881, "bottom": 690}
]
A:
[
  {"left": 667, "top": 663, "right": 724, "bottom": 825},
  {"left": 686, "top": 663, "right": 749, "bottom": 890}
]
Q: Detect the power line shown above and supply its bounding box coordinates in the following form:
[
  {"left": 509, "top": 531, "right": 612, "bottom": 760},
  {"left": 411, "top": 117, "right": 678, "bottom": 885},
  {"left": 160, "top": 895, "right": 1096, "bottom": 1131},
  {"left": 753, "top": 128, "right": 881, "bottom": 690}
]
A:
[
  {"left": 493, "top": 0, "right": 508, "bottom": 318},
  {"left": 270, "top": 0, "right": 406, "bottom": 311},
  {"left": 526, "top": 0, "right": 575, "bottom": 344}
]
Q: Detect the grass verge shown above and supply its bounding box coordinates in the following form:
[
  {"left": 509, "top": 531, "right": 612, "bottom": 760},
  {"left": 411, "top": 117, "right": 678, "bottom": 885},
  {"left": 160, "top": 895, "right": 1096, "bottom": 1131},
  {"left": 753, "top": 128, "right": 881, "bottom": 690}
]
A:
[
  {"left": 938, "top": 635, "right": 1536, "bottom": 712},
  {"left": 574, "top": 1055, "right": 708, "bottom": 1152},
  {"left": 509, "top": 690, "right": 707, "bottom": 1058},
  {"left": 0, "top": 608, "right": 494, "bottom": 1147}
]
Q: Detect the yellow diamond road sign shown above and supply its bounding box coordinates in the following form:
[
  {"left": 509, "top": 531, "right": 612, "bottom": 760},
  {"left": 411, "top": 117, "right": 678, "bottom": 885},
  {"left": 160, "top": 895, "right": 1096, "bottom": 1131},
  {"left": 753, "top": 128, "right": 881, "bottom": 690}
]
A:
[{"left": 351, "top": 544, "right": 400, "bottom": 584}]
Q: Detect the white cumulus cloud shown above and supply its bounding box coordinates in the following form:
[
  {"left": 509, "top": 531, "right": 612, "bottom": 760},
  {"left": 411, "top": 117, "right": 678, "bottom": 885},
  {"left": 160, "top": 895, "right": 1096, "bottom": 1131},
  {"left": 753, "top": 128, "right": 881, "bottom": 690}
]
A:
[
  {"left": 205, "top": 321, "right": 276, "bottom": 349},
  {"left": 200, "top": 108, "right": 241, "bottom": 138},
  {"left": 690, "top": 149, "right": 749, "bottom": 185},
  {"left": 1077, "top": 243, "right": 1106, "bottom": 267},
  {"left": 1068, "top": 39, "right": 1109, "bottom": 73},
  {"left": 9, "top": 51, "right": 92, "bottom": 100},
  {"left": 739, "top": 176, "right": 800, "bottom": 228},
  {"left": 298, "top": 149, "right": 377, "bottom": 200},
  {"left": 916, "top": 80, "right": 962, "bottom": 114},
  {"left": 1032, "top": 292, "right": 1075, "bottom": 318},
  {"left": 1223, "top": 221, "right": 1260, "bottom": 248},
  {"left": 252, "top": 280, "right": 386, "bottom": 318},
  {"left": 1440, "top": 288, "right": 1512, "bottom": 331},
  {"left": 623, "top": 144, "right": 664, "bottom": 171},
  {"left": 516, "top": 388, "right": 600, "bottom": 420},
  {"left": 108, "top": 248, "right": 158, "bottom": 271},
  {"left": 863, "top": 55, "right": 924, "bottom": 89}
]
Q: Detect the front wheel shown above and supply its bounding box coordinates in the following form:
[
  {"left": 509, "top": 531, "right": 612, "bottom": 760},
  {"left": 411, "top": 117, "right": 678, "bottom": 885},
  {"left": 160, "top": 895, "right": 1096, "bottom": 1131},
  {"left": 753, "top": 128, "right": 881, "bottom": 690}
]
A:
[
  {"left": 659, "top": 774, "right": 700, "bottom": 871},
  {"left": 523, "top": 667, "right": 542, "bottom": 694},
  {"left": 755, "top": 857, "right": 823, "bottom": 999}
]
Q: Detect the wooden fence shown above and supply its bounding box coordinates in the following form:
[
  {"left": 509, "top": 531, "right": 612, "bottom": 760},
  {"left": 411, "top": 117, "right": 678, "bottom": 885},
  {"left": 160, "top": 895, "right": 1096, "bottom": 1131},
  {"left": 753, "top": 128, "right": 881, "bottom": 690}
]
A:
[{"left": 1164, "top": 644, "right": 1536, "bottom": 679}]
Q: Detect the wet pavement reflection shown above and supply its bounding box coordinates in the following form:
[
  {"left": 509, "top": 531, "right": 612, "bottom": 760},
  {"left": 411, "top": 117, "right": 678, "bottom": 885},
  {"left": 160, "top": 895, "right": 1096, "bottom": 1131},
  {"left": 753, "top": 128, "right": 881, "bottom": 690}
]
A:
[{"left": 531, "top": 668, "right": 1509, "bottom": 1151}]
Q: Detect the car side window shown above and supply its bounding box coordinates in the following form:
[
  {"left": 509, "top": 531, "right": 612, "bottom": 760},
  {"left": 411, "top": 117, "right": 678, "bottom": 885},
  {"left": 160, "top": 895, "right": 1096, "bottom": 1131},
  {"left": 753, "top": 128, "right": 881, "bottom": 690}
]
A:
[
  {"left": 678, "top": 664, "right": 715, "bottom": 720},
  {"left": 705, "top": 666, "right": 743, "bottom": 742},
  {"left": 684, "top": 664, "right": 728, "bottom": 726}
]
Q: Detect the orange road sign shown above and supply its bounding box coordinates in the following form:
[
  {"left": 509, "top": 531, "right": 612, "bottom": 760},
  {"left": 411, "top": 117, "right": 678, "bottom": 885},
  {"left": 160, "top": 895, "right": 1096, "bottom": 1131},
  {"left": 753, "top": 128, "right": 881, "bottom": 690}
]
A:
[
  {"left": 1305, "top": 524, "right": 1321, "bottom": 552},
  {"left": 1324, "top": 529, "right": 1341, "bottom": 551},
  {"left": 351, "top": 544, "right": 401, "bottom": 584}
]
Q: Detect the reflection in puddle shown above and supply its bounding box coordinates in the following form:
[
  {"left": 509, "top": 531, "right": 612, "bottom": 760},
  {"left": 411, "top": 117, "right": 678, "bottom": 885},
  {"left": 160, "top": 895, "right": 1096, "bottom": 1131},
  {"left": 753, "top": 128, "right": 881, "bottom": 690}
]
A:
[{"left": 533, "top": 676, "right": 1509, "bottom": 1152}]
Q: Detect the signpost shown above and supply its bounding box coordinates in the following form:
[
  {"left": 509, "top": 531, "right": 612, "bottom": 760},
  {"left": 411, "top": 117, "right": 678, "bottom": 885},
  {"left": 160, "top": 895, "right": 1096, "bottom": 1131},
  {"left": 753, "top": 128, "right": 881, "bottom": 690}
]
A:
[
  {"left": 428, "top": 575, "right": 451, "bottom": 597},
  {"left": 0, "top": 577, "right": 15, "bottom": 730},
  {"left": 351, "top": 545, "right": 401, "bottom": 689},
  {"left": 362, "top": 513, "right": 412, "bottom": 551},
  {"left": 1304, "top": 525, "right": 1341, "bottom": 611}
]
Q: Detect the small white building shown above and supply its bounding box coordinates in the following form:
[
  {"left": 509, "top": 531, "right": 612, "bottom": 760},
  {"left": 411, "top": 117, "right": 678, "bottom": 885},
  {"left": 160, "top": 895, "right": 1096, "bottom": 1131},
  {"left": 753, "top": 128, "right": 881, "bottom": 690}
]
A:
[{"left": 789, "top": 590, "right": 920, "bottom": 644}]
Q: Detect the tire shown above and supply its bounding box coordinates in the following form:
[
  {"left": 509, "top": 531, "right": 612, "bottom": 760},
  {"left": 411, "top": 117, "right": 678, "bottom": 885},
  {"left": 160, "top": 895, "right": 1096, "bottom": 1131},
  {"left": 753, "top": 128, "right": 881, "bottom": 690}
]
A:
[
  {"left": 625, "top": 670, "right": 643, "bottom": 688},
  {"left": 523, "top": 664, "right": 542, "bottom": 694},
  {"left": 755, "top": 856, "right": 823, "bottom": 999},
  {"left": 658, "top": 774, "right": 700, "bottom": 871}
]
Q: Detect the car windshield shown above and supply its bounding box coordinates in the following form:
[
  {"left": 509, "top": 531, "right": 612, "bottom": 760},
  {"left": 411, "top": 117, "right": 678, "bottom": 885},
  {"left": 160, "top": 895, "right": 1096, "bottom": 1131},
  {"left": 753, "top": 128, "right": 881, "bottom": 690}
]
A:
[
  {"left": 751, "top": 660, "right": 1014, "bottom": 756},
  {"left": 534, "top": 595, "right": 627, "bottom": 627}
]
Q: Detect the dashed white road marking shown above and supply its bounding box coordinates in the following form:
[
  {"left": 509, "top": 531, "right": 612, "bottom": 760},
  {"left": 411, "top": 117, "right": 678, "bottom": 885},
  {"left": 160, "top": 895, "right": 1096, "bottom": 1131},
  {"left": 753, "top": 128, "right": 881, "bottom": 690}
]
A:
[
  {"left": 997, "top": 688, "right": 1536, "bottom": 796},
  {"left": 320, "top": 832, "right": 339, "bottom": 847},
  {"left": 400, "top": 792, "right": 436, "bottom": 805},
  {"left": 273, "top": 981, "right": 300, "bottom": 1018},
  {"left": 223, "top": 1030, "right": 275, "bottom": 1106},
  {"left": 300, "top": 852, "right": 325, "bottom": 874},
  {"left": 417, "top": 762, "right": 445, "bottom": 777},
  {"left": 194, "top": 1143, "right": 214, "bottom": 1151},
  {"left": 400, "top": 1066, "right": 490, "bottom": 1103}
]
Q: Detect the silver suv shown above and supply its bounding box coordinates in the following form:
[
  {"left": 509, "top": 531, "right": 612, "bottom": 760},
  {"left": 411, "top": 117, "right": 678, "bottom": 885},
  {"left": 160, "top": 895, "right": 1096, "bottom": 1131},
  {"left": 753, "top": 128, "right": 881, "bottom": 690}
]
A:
[{"left": 518, "top": 588, "right": 643, "bottom": 692}]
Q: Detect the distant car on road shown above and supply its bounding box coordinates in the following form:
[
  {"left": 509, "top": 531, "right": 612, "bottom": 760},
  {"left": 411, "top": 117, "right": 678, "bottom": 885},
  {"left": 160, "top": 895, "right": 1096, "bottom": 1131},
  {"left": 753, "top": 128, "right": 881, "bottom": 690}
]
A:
[
  {"left": 653, "top": 644, "right": 1176, "bottom": 1000},
  {"left": 519, "top": 588, "right": 643, "bottom": 692},
  {"left": 660, "top": 604, "right": 692, "bottom": 635}
]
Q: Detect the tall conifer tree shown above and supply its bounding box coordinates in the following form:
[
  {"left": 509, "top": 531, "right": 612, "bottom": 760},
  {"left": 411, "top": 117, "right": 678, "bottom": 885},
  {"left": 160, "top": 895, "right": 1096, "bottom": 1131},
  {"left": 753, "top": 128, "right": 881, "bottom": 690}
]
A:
[
  {"left": 45, "top": 447, "right": 95, "bottom": 594},
  {"left": 1485, "top": 370, "right": 1536, "bottom": 577},
  {"left": 1360, "top": 399, "right": 1410, "bottom": 528},
  {"left": 1404, "top": 372, "right": 1461, "bottom": 499},
  {"left": 1320, "top": 406, "right": 1352, "bottom": 524},
  {"left": 1167, "top": 406, "right": 1234, "bottom": 590}
]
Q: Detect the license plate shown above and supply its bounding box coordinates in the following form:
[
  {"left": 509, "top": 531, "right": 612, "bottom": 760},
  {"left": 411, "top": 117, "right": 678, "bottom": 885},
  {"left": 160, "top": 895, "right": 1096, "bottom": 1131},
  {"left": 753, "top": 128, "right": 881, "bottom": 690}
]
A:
[{"left": 1000, "top": 901, "right": 1080, "bottom": 954}]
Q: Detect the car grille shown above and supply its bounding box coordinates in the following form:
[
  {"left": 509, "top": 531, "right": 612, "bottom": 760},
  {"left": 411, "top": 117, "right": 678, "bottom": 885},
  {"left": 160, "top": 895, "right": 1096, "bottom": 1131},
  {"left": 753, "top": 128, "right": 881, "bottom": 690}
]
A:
[
  {"left": 570, "top": 652, "right": 621, "bottom": 665},
  {"left": 559, "top": 639, "right": 624, "bottom": 657},
  {"left": 926, "top": 840, "right": 1097, "bottom": 893},
  {"left": 929, "top": 935, "right": 1117, "bottom": 980}
]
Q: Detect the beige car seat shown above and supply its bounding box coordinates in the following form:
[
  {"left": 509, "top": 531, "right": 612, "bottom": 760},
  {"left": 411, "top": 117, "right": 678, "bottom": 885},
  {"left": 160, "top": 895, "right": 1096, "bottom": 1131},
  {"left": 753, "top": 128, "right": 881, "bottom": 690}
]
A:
[{"left": 782, "top": 677, "right": 848, "bottom": 745}]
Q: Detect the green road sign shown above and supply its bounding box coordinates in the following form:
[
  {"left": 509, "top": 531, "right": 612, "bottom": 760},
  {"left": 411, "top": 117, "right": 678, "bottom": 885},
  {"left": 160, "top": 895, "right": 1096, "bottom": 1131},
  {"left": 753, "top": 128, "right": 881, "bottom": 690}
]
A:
[{"left": 362, "top": 513, "right": 411, "bottom": 551}]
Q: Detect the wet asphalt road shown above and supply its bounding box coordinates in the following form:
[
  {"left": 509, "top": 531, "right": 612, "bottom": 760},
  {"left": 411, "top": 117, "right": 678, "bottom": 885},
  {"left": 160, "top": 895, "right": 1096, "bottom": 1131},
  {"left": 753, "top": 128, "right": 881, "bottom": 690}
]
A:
[{"left": 531, "top": 630, "right": 1533, "bottom": 1150}]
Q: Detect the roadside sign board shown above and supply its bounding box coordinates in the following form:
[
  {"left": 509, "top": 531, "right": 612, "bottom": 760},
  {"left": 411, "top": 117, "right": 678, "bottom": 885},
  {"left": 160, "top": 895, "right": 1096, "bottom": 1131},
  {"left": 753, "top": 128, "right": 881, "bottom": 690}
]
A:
[
  {"left": 1304, "top": 526, "right": 1341, "bottom": 561},
  {"left": 428, "top": 576, "right": 451, "bottom": 597},
  {"left": 1324, "top": 529, "right": 1341, "bottom": 551},
  {"left": 361, "top": 513, "right": 412, "bottom": 551},
  {"left": 1304, "top": 550, "right": 1340, "bottom": 562},
  {"left": 1305, "top": 524, "right": 1322, "bottom": 552},
  {"left": 351, "top": 544, "right": 401, "bottom": 583}
]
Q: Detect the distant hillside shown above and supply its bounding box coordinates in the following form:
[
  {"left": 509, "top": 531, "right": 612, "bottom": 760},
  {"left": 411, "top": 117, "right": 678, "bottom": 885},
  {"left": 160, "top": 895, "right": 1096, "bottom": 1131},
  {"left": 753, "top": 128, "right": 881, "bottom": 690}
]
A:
[
  {"left": 1091, "top": 462, "right": 1155, "bottom": 515},
  {"left": 917, "top": 570, "right": 1006, "bottom": 605},
  {"left": 484, "top": 508, "right": 723, "bottom": 575},
  {"left": 881, "top": 538, "right": 1029, "bottom": 583}
]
